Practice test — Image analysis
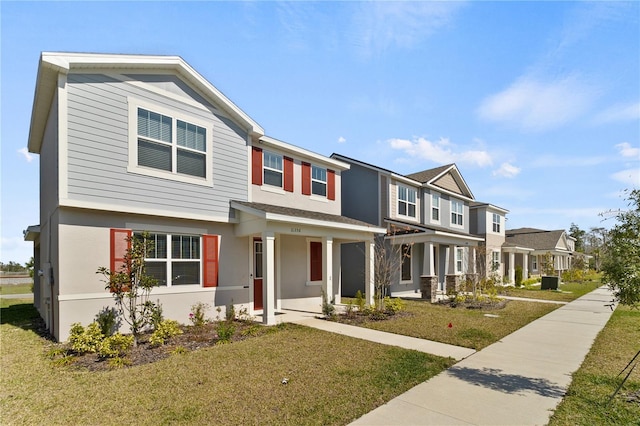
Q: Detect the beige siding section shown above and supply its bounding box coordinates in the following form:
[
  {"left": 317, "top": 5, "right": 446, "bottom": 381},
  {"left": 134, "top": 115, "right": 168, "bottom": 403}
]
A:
[{"left": 433, "top": 172, "right": 463, "bottom": 195}]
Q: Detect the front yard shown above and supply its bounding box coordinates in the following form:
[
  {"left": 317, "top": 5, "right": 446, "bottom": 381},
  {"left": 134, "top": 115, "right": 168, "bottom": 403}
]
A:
[
  {"left": 498, "top": 279, "right": 602, "bottom": 302},
  {"left": 0, "top": 298, "right": 452, "bottom": 425}
]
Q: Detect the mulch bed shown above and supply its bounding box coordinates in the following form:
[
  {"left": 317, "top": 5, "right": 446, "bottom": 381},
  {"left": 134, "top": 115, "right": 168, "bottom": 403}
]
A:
[{"left": 51, "top": 321, "right": 271, "bottom": 372}]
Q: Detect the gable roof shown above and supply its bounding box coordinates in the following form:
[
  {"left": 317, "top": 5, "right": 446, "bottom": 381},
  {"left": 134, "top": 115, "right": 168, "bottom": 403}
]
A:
[
  {"left": 28, "top": 52, "right": 264, "bottom": 153},
  {"left": 405, "top": 164, "right": 453, "bottom": 183},
  {"left": 505, "top": 228, "right": 568, "bottom": 251},
  {"left": 406, "top": 164, "right": 474, "bottom": 199}
]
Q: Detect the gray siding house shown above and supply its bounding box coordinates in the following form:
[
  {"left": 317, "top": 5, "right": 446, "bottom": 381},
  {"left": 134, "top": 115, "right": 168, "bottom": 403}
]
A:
[
  {"left": 332, "top": 154, "right": 508, "bottom": 300},
  {"left": 24, "top": 53, "right": 384, "bottom": 341}
]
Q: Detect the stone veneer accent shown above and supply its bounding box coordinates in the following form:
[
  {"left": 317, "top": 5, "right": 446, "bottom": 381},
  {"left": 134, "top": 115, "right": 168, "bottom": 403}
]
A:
[{"left": 420, "top": 275, "right": 438, "bottom": 302}]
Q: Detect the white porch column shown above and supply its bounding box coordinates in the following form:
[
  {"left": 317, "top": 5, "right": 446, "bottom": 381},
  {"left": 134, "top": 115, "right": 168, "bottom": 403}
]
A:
[
  {"left": 262, "top": 231, "right": 276, "bottom": 325},
  {"left": 523, "top": 253, "right": 529, "bottom": 279},
  {"left": 322, "top": 236, "right": 333, "bottom": 303},
  {"left": 365, "top": 239, "right": 375, "bottom": 305},
  {"left": 509, "top": 252, "right": 515, "bottom": 284},
  {"left": 422, "top": 242, "right": 435, "bottom": 276}
]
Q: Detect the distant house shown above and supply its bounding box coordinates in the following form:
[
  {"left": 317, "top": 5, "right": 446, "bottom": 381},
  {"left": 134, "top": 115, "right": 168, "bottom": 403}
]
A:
[
  {"left": 332, "top": 154, "right": 508, "bottom": 301},
  {"left": 503, "top": 228, "right": 577, "bottom": 282},
  {"left": 23, "top": 52, "right": 385, "bottom": 341}
]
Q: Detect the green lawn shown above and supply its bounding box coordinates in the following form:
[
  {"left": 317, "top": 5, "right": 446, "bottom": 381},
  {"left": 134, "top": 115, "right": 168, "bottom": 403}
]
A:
[
  {"left": 344, "top": 299, "right": 559, "bottom": 350},
  {"left": 549, "top": 305, "right": 640, "bottom": 425},
  {"left": 499, "top": 280, "right": 602, "bottom": 302},
  {"left": 0, "top": 300, "right": 453, "bottom": 425},
  {"left": 0, "top": 283, "right": 33, "bottom": 295}
]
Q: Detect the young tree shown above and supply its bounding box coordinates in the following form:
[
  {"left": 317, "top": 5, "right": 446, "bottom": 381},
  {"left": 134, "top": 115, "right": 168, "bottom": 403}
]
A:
[
  {"left": 601, "top": 189, "right": 640, "bottom": 307},
  {"left": 373, "top": 237, "right": 410, "bottom": 311},
  {"left": 569, "top": 223, "right": 586, "bottom": 252},
  {"left": 586, "top": 227, "right": 608, "bottom": 270},
  {"left": 97, "top": 232, "right": 159, "bottom": 346}
]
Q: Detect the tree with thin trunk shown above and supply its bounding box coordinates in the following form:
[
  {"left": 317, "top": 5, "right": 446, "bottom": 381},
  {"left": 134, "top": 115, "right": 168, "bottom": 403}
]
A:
[{"left": 97, "top": 232, "right": 158, "bottom": 346}]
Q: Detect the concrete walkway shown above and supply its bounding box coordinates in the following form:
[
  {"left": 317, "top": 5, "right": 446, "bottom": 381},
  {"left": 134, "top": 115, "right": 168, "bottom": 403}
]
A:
[
  {"left": 0, "top": 293, "right": 33, "bottom": 299},
  {"left": 350, "top": 286, "right": 616, "bottom": 425},
  {"left": 499, "top": 295, "right": 568, "bottom": 305}
]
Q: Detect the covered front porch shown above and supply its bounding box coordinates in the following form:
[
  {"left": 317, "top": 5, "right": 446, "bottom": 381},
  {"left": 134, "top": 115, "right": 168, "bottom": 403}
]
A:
[{"left": 231, "top": 201, "right": 386, "bottom": 325}]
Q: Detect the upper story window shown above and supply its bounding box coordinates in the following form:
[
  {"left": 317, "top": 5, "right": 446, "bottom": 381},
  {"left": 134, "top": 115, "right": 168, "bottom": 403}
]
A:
[
  {"left": 492, "top": 213, "right": 501, "bottom": 233},
  {"left": 398, "top": 186, "right": 417, "bottom": 218},
  {"left": 431, "top": 193, "right": 440, "bottom": 222},
  {"left": 128, "top": 99, "right": 212, "bottom": 186},
  {"left": 263, "top": 151, "right": 283, "bottom": 187},
  {"left": 312, "top": 166, "right": 327, "bottom": 197},
  {"left": 451, "top": 199, "right": 463, "bottom": 226},
  {"left": 137, "top": 108, "right": 207, "bottom": 178}
]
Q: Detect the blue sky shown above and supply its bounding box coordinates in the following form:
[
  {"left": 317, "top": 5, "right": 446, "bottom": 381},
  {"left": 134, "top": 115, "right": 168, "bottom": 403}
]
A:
[{"left": 1, "top": 1, "right": 639, "bottom": 264}]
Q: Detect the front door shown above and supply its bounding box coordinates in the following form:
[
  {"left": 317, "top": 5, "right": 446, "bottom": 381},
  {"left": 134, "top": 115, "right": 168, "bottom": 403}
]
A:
[{"left": 253, "top": 239, "right": 263, "bottom": 310}]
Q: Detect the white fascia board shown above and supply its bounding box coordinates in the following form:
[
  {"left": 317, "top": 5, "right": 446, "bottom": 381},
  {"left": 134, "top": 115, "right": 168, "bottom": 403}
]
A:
[
  {"left": 259, "top": 136, "right": 350, "bottom": 170},
  {"left": 264, "top": 213, "right": 386, "bottom": 234},
  {"left": 427, "top": 164, "right": 475, "bottom": 200},
  {"left": 470, "top": 203, "right": 510, "bottom": 214},
  {"left": 424, "top": 183, "right": 475, "bottom": 202},
  {"left": 24, "top": 225, "right": 41, "bottom": 241},
  {"left": 502, "top": 245, "right": 534, "bottom": 253},
  {"left": 391, "top": 173, "right": 421, "bottom": 187}
]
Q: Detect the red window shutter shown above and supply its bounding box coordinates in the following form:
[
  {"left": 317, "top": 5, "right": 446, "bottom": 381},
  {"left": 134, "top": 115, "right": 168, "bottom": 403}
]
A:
[
  {"left": 302, "top": 162, "right": 311, "bottom": 195},
  {"left": 327, "top": 169, "right": 336, "bottom": 200},
  {"left": 110, "top": 229, "right": 131, "bottom": 273},
  {"left": 310, "top": 241, "right": 323, "bottom": 281},
  {"left": 203, "top": 235, "right": 219, "bottom": 287},
  {"left": 251, "top": 147, "right": 263, "bottom": 186},
  {"left": 284, "top": 156, "right": 294, "bottom": 192}
]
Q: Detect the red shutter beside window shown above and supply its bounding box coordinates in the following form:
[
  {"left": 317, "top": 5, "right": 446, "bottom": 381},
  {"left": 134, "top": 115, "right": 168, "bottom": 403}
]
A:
[
  {"left": 110, "top": 229, "right": 131, "bottom": 273},
  {"left": 302, "top": 162, "right": 311, "bottom": 195},
  {"left": 252, "top": 147, "right": 263, "bottom": 186},
  {"left": 310, "top": 241, "right": 323, "bottom": 281},
  {"left": 203, "top": 235, "right": 219, "bottom": 287},
  {"left": 284, "top": 156, "right": 294, "bottom": 192},
  {"left": 327, "top": 169, "right": 336, "bottom": 201}
]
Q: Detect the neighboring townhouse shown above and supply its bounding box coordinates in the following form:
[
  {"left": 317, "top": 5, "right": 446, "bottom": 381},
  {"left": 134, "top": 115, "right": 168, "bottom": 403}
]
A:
[
  {"left": 23, "top": 52, "right": 385, "bottom": 341},
  {"left": 469, "top": 202, "right": 509, "bottom": 279},
  {"left": 503, "top": 228, "right": 577, "bottom": 282},
  {"left": 332, "top": 155, "right": 508, "bottom": 301}
]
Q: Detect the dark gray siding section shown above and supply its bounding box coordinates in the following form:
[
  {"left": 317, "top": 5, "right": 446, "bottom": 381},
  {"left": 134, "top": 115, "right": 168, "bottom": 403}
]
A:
[
  {"left": 340, "top": 162, "right": 379, "bottom": 225},
  {"left": 65, "top": 73, "right": 248, "bottom": 218}
]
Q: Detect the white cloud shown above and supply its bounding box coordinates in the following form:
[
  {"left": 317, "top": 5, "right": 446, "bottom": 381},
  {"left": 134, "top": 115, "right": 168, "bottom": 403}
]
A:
[
  {"left": 615, "top": 142, "right": 640, "bottom": 159},
  {"left": 352, "top": 2, "right": 465, "bottom": 57},
  {"left": 477, "top": 75, "right": 598, "bottom": 131},
  {"left": 17, "top": 147, "right": 34, "bottom": 163},
  {"left": 611, "top": 168, "right": 640, "bottom": 187},
  {"left": 596, "top": 102, "right": 640, "bottom": 124},
  {"left": 388, "top": 137, "right": 492, "bottom": 167},
  {"left": 492, "top": 163, "right": 521, "bottom": 178},
  {"left": 337, "top": 136, "right": 346, "bottom": 144}
]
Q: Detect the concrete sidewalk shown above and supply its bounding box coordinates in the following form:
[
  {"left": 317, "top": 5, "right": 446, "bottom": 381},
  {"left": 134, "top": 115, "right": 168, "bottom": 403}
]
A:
[{"left": 350, "top": 286, "right": 616, "bottom": 425}]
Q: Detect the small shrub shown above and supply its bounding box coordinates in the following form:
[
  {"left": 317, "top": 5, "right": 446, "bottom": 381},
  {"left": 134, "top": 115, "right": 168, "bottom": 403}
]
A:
[
  {"left": 46, "top": 347, "right": 75, "bottom": 367},
  {"left": 149, "top": 301, "right": 164, "bottom": 330},
  {"left": 522, "top": 277, "right": 540, "bottom": 286},
  {"left": 215, "top": 321, "right": 235, "bottom": 344},
  {"left": 149, "top": 319, "right": 183, "bottom": 346},
  {"left": 69, "top": 322, "right": 104, "bottom": 354},
  {"left": 226, "top": 300, "right": 236, "bottom": 321},
  {"left": 355, "top": 290, "right": 366, "bottom": 312},
  {"left": 344, "top": 300, "right": 355, "bottom": 318},
  {"left": 240, "top": 324, "right": 262, "bottom": 337},
  {"left": 236, "top": 306, "right": 254, "bottom": 323},
  {"left": 189, "top": 302, "right": 210, "bottom": 326},
  {"left": 321, "top": 290, "right": 335, "bottom": 318},
  {"left": 384, "top": 297, "right": 404, "bottom": 315},
  {"left": 515, "top": 266, "right": 523, "bottom": 287},
  {"left": 172, "top": 346, "right": 188, "bottom": 355},
  {"left": 108, "top": 357, "right": 131, "bottom": 368},
  {"left": 98, "top": 333, "right": 133, "bottom": 359},
  {"left": 95, "top": 307, "right": 119, "bottom": 337}
]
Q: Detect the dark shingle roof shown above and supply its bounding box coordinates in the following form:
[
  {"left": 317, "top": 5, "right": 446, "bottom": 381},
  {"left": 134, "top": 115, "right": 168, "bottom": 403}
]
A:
[
  {"left": 232, "top": 201, "right": 384, "bottom": 230},
  {"left": 405, "top": 164, "right": 454, "bottom": 183},
  {"left": 505, "top": 228, "right": 566, "bottom": 250}
]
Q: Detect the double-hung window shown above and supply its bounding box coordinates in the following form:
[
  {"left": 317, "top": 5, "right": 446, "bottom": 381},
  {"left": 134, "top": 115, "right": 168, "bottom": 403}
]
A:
[
  {"left": 398, "top": 186, "right": 417, "bottom": 218},
  {"left": 431, "top": 193, "right": 440, "bottom": 222},
  {"left": 263, "top": 151, "right": 283, "bottom": 187},
  {"left": 492, "top": 251, "right": 500, "bottom": 272},
  {"left": 140, "top": 233, "right": 201, "bottom": 286},
  {"left": 456, "top": 248, "right": 464, "bottom": 273},
  {"left": 130, "top": 100, "right": 212, "bottom": 186},
  {"left": 451, "top": 199, "right": 464, "bottom": 226},
  {"left": 492, "top": 213, "right": 501, "bottom": 233},
  {"left": 312, "top": 166, "right": 327, "bottom": 197}
]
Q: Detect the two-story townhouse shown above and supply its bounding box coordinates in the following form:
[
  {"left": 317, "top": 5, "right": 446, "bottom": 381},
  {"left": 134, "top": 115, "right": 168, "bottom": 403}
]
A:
[
  {"left": 469, "top": 202, "right": 510, "bottom": 280},
  {"left": 23, "top": 52, "right": 385, "bottom": 341},
  {"left": 332, "top": 155, "right": 491, "bottom": 301}
]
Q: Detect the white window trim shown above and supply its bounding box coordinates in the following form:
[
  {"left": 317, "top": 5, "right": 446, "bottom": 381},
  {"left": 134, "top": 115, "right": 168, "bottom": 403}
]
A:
[
  {"left": 306, "top": 238, "right": 323, "bottom": 285},
  {"left": 397, "top": 185, "right": 418, "bottom": 220},
  {"left": 431, "top": 192, "right": 441, "bottom": 224},
  {"left": 400, "top": 243, "right": 413, "bottom": 283},
  {"left": 263, "top": 150, "right": 284, "bottom": 189},
  {"left": 532, "top": 256, "right": 538, "bottom": 271},
  {"left": 492, "top": 213, "right": 501, "bottom": 233},
  {"left": 127, "top": 98, "right": 213, "bottom": 187},
  {"left": 450, "top": 199, "right": 464, "bottom": 228},
  {"left": 491, "top": 251, "right": 501, "bottom": 272},
  {"left": 455, "top": 247, "right": 464, "bottom": 274},
  {"left": 311, "top": 165, "right": 328, "bottom": 198},
  {"left": 139, "top": 232, "right": 203, "bottom": 288}
]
